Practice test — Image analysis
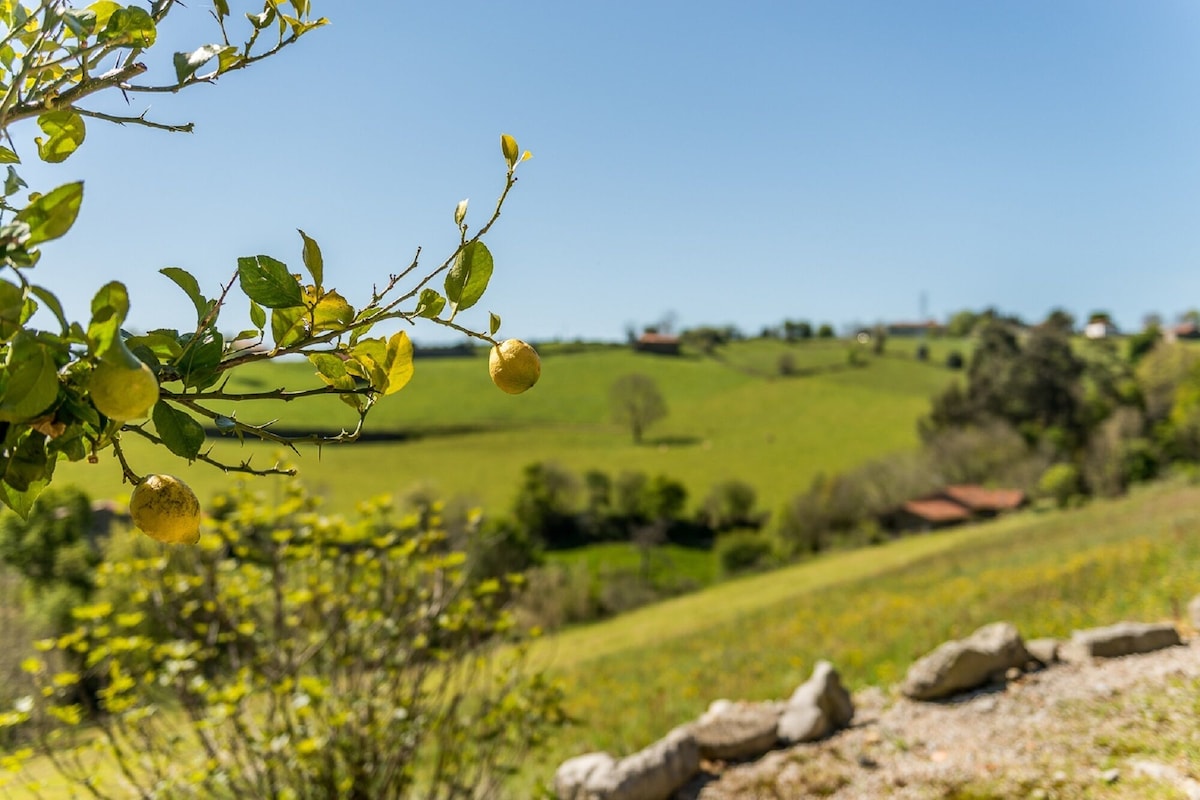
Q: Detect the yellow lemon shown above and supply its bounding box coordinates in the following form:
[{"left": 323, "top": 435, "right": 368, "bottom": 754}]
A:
[
  {"left": 488, "top": 339, "right": 540, "bottom": 394},
  {"left": 90, "top": 349, "right": 159, "bottom": 422},
  {"left": 130, "top": 474, "right": 201, "bottom": 545}
]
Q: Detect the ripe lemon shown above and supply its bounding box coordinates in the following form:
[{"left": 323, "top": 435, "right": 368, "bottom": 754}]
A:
[
  {"left": 130, "top": 474, "right": 202, "bottom": 545},
  {"left": 488, "top": 339, "right": 540, "bottom": 394},
  {"left": 90, "top": 351, "right": 159, "bottom": 422}
]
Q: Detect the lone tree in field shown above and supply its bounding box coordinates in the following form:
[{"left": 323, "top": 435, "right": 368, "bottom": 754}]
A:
[{"left": 610, "top": 372, "right": 668, "bottom": 444}]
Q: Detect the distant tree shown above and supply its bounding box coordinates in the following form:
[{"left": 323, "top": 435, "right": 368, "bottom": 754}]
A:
[
  {"left": 946, "top": 309, "right": 980, "bottom": 338},
  {"left": 610, "top": 373, "right": 668, "bottom": 444},
  {"left": 1127, "top": 324, "right": 1161, "bottom": 364},
  {"left": 816, "top": 323, "right": 836, "bottom": 339},
  {"left": 1087, "top": 310, "right": 1114, "bottom": 325},
  {"left": 1181, "top": 309, "right": 1200, "bottom": 326},
  {"left": 783, "top": 320, "right": 814, "bottom": 341},
  {"left": 871, "top": 324, "right": 887, "bottom": 355},
  {"left": 1041, "top": 308, "right": 1076, "bottom": 334},
  {"left": 512, "top": 462, "right": 581, "bottom": 548}
]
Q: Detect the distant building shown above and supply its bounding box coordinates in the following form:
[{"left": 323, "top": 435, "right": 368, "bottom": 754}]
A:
[
  {"left": 1165, "top": 322, "right": 1200, "bottom": 343},
  {"left": 634, "top": 332, "right": 681, "bottom": 356},
  {"left": 1084, "top": 320, "right": 1119, "bottom": 339},
  {"left": 880, "top": 484, "right": 1026, "bottom": 533}
]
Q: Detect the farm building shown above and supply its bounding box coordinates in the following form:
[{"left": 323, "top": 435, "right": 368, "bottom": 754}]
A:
[
  {"left": 634, "top": 332, "right": 682, "bottom": 356},
  {"left": 881, "top": 484, "right": 1027, "bottom": 533}
]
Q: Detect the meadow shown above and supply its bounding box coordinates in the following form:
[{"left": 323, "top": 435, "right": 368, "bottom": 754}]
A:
[
  {"left": 525, "top": 476, "right": 1200, "bottom": 782},
  {"left": 52, "top": 337, "right": 963, "bottom": 519},
  {"left": 5, "top": 475, "right": 1198, "bottom": 797}
]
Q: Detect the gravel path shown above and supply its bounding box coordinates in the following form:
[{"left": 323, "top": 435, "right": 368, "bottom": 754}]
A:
[{"left": 678, "top": 638, "right": 1200, "bottom": 799}]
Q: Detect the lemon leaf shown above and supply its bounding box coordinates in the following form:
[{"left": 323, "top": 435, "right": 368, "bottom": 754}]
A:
[
  {"left": 444, "top": 240, "right": 493, "bottom": 318},
  {"left": 383, "top": 331, "right": 413, "bottom": 396},
  {"left": 152, "top": 401, "right": 205, "bottom": 460}
]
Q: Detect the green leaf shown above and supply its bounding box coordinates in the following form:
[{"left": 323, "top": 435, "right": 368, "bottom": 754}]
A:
[
  {"left": 97, "top": 6, "right": 155, "bottom": 47},
  {"left": 213, "top": 0, "right": 230, "bottom": 18},
  {"left": 15, "top": 182, "right": 83, "bottom": 245},
  {"left": 501, "top": 133, "right": 519, "bottom": 168},
  {"left": 4, "top": 166, "right": 26, "bottom": 196},
  {"left": 298, "top": 229, "right": 322, "bottom": 288},
  {"left": 0, "top": 334, "right": 59, "bottom": 423},
  {"left": 309, "top": 289, "right": 353, "bottom": 332},
  {"left": 238, "top": 255, "right": 303, "bottom": 308},
  {"left": 489, "top": 312, "right": 501, "bottom": 337},
  {"left": 444, "top": 240, "right": 493, "bottom": 318},
  {"left": 34, "top": 111, "right": 86, "bottom": 164},
  {"left": 270, "top": 306, "right": 307, "bottom": 348},
  {"left": 175, "top": 330, "right": 223, "bottom": 389},
  {"left": 86, "top": 281, "right": 129, "bottom": 358},
  {"left": 382, "top": 331, "right": 414, "bottom": 396},
  {"left": 249, "top": 300, "right": 266, "bottom": 332},
  {"left": 0, "top": 280, "right": 24, "bottom": 341},
  {"left": 86, "top": 2, "right": 122, "bottom": 30},
  {"left": 152, "top": 401, "right": 204, "bottom": 459},
  {"left": 63, "top": 9, "right": 98, "bottom": 37},
  {"left": 0, "top": 147, "right": 19, "bottom": 164},
  {"left": 173, "top": 44, "right": 229, "bottom": 83},
  {"left": 160, "top": 267, "right": 210, "bottom": 323},
  {"left": 415, "top": 289, "right": 445, "bottom": 319},
  {"left": 308, "top": 353, "right": 356, "bottom": 391},
  {"left": 125, "top": 333, "right": 183, "bottom": 361},
  {"left": 346, "top": 338, "right": 387, "bottom": 391},
  {"left": 28, "top": 286, "right": 67, "bottom": 335},
  {"left": 0, "top": 430, "right": 52, "bottom": 516},
  {"left": 454, "top": 198, "right": 468, "bottom": 226}
]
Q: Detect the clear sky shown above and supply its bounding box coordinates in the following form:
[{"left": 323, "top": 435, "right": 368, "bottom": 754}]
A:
[{"left": 16, "top": 1, "right": 1200, "bottom": 343}]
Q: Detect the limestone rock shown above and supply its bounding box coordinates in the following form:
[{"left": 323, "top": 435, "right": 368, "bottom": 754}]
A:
[
  {"left": 1026, "top": 637, "right": 1060, "bottom": 667},
  {"left": 777, "top": 660, "right": 855, "bottom": 744},
  {"left": 578, "top": 725, "right": 699, "bottom": 800},
  {"left": 555, "top": 753, "right": 615, "bottom": 800},
  {"left": 689, "top": 700, "right": 782, "bottom": 761},
  {"left": 901, "top": 621, "right": 1030, "bottom": 701},
  {"left": 1067, "top": 622, "right": 1181, "bottom": 660}
]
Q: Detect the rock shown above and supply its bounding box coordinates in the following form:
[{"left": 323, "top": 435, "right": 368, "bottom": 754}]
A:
[
  {"left": 777, "top": 660, "right": 854, "bottom": 744},
  {"left": 1101, "top": 767, "right": 1121, "bottom": 784},
  {"left": 901, "top": 621, "right": 1030, "bottom": 701},
  {"left": 555, "top": 753, "right": 616, "bottom": 800},
  {"left": 1068, "top": 622, "right": 1181, "bottom": 659},
  {"left": 1189, "top": 594, "right": 1200, "bottom": 632},
  {"left": 1025, "top": 637, "right": 1059, "bottom": 666},
  {"left": 689, "top": 700, "right": 781, "bottom": 761},
  {"left": 577, "top": 725, "right": 699, "bottom": 800}
]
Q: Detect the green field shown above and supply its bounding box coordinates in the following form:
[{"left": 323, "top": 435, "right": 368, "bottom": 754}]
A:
[
  {"left": 53, "top": 338, "right": 962, "bottom": 517},
  {"left": 524, "top": 476, "right": 1200, "bottom": 781},
  {"left": 5, "top": 476, "right": 1198, "bottom": 797}
]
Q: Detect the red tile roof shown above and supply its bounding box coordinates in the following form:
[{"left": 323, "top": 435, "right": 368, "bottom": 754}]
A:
[
  {"left": 901, "top": 498, "right": 973, "bottom": 523},
  {"left": 942, "top": 485, "right": 1026, "bottom": 512}
]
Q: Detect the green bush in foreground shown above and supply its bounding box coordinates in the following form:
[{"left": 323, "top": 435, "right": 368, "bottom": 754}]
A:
[{"left": 0, "top": 480, "right": 565, "bottom": 798}]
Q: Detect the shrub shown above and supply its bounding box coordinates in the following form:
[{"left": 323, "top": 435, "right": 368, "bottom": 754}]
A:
[
  {"left": 702, "top": 480, "right": 764, "bottom": 532},
  {"left": 715, "top": 530, "right": 775, "bottom": 577},
  {"left": 946, "top": 350, "right": 964, "bottom": 369},
  {"left": 3, "top": 480, "right": 565, "bottom": 798},
  {"left": 512, "top": 461, "right": 582, "bottom": 548},
  {"left": 1038, "top": 462, "right": 1083, "bottom": 509}
]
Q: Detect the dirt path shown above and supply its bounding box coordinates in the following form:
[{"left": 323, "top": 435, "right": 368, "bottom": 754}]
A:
[{"left": 680, "top": 638, "right": 1200, "bottom": 799}]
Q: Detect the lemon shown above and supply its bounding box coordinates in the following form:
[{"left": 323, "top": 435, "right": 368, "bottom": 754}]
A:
[
  {"left": 90, "top": 345, "right": 159, "bottom": 422},
  {"left": 488, "top": 339, "right": 540, "bottom": 394},
  {"left": 130, "top": 474, "right": 202, "bottom": 545}
]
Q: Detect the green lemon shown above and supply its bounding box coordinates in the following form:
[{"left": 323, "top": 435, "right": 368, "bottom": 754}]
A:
[
  {"left": 90, "top": 341, "right": 159, "bottom": 422},
  {"left": 130, "top": 474, "right": 201, "bottom": 545},
  {"left": 488, "top": 339, "right": 540, "bottom": 394}
]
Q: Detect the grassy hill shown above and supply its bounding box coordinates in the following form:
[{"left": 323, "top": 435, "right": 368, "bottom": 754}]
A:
[
  {"left": 523, "top": 476, "right": 1200, "bottom": 782},
  {"left": 52, "top": 337, "right": 962, "bottom": 516}
]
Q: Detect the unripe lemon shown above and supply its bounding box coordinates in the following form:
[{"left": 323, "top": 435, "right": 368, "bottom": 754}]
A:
[
  {"left": 90, "top": 356, "right": 159, "bottom": 422},
  {"left": 130, "top": 474, "right": 201, "bottom": 545},
  {"left": 488, "top": 339, "right": 540, "bottom": 394}
]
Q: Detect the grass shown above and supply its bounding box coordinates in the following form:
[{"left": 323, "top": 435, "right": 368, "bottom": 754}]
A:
[
  {"left": 4, "top": 477, "right": 1200, "bottom": 797},
  {"left": 520, "top": 477, "right": 1200, "bottom": 781},
  {"left": 52, "top": 339, "right": 962, "bottom": 517}
]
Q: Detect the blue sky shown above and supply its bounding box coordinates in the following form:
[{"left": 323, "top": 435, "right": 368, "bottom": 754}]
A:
[{"left": 16, "top": 1, "right": 1200, "bottom": 343}]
